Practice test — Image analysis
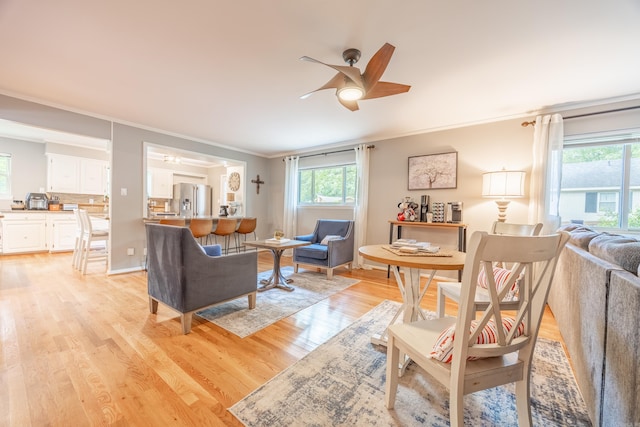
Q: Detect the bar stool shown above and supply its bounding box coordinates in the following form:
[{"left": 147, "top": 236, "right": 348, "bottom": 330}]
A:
[
  {"left": 212, "top": 218, "right": 237, "bottom": 254},
  {"left": 78, "top": 209, "right": 109, "bottom": 274},
  {"left": 189, "top": 219, "right": 213, "bottom": 245},
  {"left": 235, "top": 217, "right": 257, "bottom": 252}
]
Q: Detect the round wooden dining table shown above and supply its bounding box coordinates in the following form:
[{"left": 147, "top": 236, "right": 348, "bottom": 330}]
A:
[{"left": 358, "top": 244, "right": 466, "bottom": 346}]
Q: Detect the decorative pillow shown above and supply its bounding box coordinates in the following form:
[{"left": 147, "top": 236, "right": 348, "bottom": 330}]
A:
[
  {"left": 477, "top": 266, "right": 520, "bottom": 299},
  {"left": 320, "top": 235, "right": 342, "bottom": 245},
  {"left": 477, "top": 266, "right": 511, "bottom": 290},
  {"left": 429, "top": 317, "right": 525, "bottom": 363},
  {"left": 201, "top": 244, "right": 222, "bottom": 257}
]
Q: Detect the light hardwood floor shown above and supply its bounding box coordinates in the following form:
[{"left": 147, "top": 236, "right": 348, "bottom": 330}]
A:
[{"left": 0, "top": 251, "right": 563, "bottom": 426}]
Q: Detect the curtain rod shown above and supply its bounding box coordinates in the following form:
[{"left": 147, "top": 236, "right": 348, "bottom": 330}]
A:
[
  {"left": 283, "top": 144, "right": 375, "bottom": 161},
  {"left": 521, "top": 105, "right": 640, "bottom": 127}
]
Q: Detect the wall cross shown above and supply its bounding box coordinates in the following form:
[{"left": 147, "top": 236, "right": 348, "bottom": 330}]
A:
[{"left": 251, "top": 174, "right": 265, "bottom": 194}]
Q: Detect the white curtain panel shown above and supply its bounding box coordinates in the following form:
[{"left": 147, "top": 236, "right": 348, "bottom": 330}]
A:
[
  {"left": 528, "top": 114, "right": 564, "bottom": 233},
  {"left": 353, "top": 144, "right": 371, "bottom": 269},
  {"left": 283, "top": 156, "right": 299, "bottom": 242}
]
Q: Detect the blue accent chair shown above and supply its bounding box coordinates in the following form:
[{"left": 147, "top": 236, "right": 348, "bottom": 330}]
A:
[{"left": 293, "top": 219, "right": 355, "bottom": 279}]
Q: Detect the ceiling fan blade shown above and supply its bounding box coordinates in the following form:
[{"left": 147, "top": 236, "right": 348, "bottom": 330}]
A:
[
  {"left": 362, "top": 81, "right": 411, "bottom": 100},
  {"left": 362, "top": 43, "right": 395, "bottom": 92},
  {"left": 300, "top": 56, "right": 364, "bottom": 89},
  {"left": 300, "top": 73, "right": 344, "bottom": 99},
  {"left": 338, "top": 97, "right": 359, "bottom": 111}
]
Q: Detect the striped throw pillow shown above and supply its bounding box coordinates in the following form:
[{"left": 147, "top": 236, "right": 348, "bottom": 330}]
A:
[
  {"left": 477, "top": 266, "right": 520, "bottom": 300},
  {"left": 429, "top": 317, "right": 525, "bottom": 363}
]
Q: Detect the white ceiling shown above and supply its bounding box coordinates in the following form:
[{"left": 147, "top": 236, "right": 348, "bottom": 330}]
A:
[{"left": 1, "top": 0, "right": 639, "bottom": 158}]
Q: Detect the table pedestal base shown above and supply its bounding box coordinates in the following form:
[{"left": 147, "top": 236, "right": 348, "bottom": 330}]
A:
[{"left": 258, "top": 248, "right": 295, "bottom": 292}]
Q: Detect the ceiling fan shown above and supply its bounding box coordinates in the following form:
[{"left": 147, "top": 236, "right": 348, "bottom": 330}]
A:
[{"left": 300, "top": 42, "right": 411, "bottom": 111}]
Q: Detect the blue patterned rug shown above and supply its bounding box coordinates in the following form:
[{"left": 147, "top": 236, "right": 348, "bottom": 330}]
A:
[
  {"left": 196, "top": 267, "right": 359, "bottom": 338},
  {"left": 230, "top": 300, "right": 591, "bottom": 426}
]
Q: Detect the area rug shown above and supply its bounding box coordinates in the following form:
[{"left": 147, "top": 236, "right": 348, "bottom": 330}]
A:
[
  {"left": 230, "top": 300, "right": 591, "bottom": 426},
  {"left": 196, "top": 267, "right": 359, "bottom": 338}
]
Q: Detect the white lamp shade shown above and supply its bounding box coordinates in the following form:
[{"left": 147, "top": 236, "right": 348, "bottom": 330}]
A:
[{"left": 482, "top": 170, "right": 525, "bottom": 198}]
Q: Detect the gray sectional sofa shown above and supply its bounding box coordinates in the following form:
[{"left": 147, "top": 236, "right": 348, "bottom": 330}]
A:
[{"left": 548, "top": 224, "right": 640, "bottom": 427}]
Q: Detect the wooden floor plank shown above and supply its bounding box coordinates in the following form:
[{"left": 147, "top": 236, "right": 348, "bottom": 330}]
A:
[{"left": 0, "top": 251, "right": 564, "bottom": 425}]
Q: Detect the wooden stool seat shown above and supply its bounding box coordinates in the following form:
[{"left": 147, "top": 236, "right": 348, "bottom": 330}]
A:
[
  {"left": 235, "top": 217, "right": 257, "bottom": 252},
  {"left": 189, "top": 219, "right": 213, "bottom": 245},
  {"left": 212, "top": 218, "right": 237, "bottom": 254}
]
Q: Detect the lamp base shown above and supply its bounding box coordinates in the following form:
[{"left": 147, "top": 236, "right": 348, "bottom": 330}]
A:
[{"left": 495, "top": 200, "right": 511, "bottom": 222}]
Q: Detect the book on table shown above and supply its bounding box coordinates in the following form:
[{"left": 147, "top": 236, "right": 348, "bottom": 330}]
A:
[{"left": 265, "top": 238, "right": 291, "bottom": 244}]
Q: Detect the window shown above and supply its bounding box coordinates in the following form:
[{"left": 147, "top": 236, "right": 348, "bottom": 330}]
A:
[
  {"left": 298, "top": 164, "right": 356, "bottom": 205},
  {"left": 0, "top": 153, "right": 11, "bottom": 199},
  {"left": 559, "top": 134, "right": 640, "bottom": 230},
  {"left": 598, "top": 192, "right": 618, "bottom": 213}
]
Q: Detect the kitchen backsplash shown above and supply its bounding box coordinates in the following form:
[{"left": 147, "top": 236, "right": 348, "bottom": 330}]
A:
[{"left": 49, "top": 192, "right": 108, "bottom": 213}]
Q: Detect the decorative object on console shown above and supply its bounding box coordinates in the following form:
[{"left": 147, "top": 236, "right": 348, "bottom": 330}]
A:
[
  {"left": 396, "top": 196, "right": 419, "bottom": 221},
  {"left": 482, "top": 169, "right": 526, "bottom": 222},
  {"left": 419, "top": 194, "right": 429, "bottom": 222},
  {"left": 431, "top": 202, "right": 445, "bottom": 223},
  {"left": 408, "top": 152, "right": 457, "bottom": 190}
]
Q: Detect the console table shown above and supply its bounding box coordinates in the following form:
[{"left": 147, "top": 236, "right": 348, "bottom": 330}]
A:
[{"left": 387, "top": 220, "right": 467, "bottom": 278}]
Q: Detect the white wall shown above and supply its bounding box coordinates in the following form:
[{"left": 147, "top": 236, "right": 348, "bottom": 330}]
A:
[{"left": 269, "top": 117, "right": 533, "bottom": 280}]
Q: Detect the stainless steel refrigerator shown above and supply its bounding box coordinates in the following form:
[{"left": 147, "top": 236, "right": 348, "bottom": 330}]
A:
[{"left": 172, "top": 183, "right": 212, "bottom": 217}]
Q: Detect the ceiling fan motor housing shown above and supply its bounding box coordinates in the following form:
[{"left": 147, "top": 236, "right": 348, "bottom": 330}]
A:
[{"left": 342, "top": 48, "right": 361, "bottom": 66}]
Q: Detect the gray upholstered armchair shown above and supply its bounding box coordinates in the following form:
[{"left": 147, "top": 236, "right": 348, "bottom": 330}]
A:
[
  {"left": 145, "top": 223, "right": 257, "bottom": 334},
  {"left": 293, "top": 219, "right": 355, "bottom": 279}
]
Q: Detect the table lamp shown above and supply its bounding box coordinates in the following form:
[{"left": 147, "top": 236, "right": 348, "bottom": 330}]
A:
[{"left": 482, "top": 170, "right": 525, "bottom": 222}]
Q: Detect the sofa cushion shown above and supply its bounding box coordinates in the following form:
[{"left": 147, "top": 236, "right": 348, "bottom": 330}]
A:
[
  {"left": 558, "top": 224, "right": 600, "bottom": 250},
  {"left": 430, "top": 317, "right": 525, "bottom": 363},
  {"left": 589, "top": 234, "right": 640, "bottom": 275},
  {"left": 294, "top": 243, "right": 329, "bottom": 260}
]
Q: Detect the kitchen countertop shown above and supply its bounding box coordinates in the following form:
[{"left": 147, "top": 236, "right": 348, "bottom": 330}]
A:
[
  {"left": 0, "top": 210, "right": 109, "bottom": 218},
  {"left": 143, "top": 215, "right": 244, "bottom": 222}
]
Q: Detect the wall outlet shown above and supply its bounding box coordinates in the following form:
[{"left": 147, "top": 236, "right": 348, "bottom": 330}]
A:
[
  {"left": 127, "top": 248, "right": 135, "bottom": 256},
  {"left": 143, "top": 248, "right": 147, "bottom": 256}
]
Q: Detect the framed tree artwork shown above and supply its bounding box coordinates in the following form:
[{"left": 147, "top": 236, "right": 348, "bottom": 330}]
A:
[{"left": 408, "top": 152, "right": 457, "bottom": 190}]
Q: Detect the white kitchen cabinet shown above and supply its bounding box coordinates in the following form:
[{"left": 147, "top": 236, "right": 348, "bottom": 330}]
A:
[
  {"left": 80, "top": 159, "right": 108, "bottom": 195},
  {"left": 147, "top": 168, "right": 173, "bottom": 199},
  {"left": 48, "top": 154, "right": 108, "bottom": 195},
  {"left": 1, "top": 213, "right": 47, "bottom": 254},
  {"left": 48, "top": 213, "right": 77, "bottom": 252},
  {"left": 48, "top": 154, "right": 80, "bottom": 193}
]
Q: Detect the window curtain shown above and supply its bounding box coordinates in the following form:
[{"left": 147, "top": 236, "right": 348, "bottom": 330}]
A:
[
  {"left": 528, "top": 114, "right": 564, "bottom": 233},
  {"left": 353, "top": 144, "right": 370, "bottom": 268},
  {"left": 283, "top": 156, "right": 299, "bottom": 241}
]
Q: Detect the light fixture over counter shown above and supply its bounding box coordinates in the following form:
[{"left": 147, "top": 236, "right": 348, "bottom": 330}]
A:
[{"left": 482, "top": 170, "right": 525, "bottom": 222}]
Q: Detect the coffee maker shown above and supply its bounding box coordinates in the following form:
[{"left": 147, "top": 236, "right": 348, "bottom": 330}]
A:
[
  {"left": 446, "top": 202, "right": 463, "bottom": 223},
  {"left": 419, "top": 195, "right": 430, "bottom": 222}
]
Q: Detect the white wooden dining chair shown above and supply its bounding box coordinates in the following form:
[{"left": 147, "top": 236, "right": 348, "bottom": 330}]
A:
[
  {"left": 72, "top": 208, "right": 84, "bottom": 270},
  {"left": 78, "top": 209, "right": 109, "bottom": 274},
  {"left": 385, "top": 230, "right": 569, "bottom": 426},
  {"left": 436, "top": 221, "right": 543, "bottom": 318}
]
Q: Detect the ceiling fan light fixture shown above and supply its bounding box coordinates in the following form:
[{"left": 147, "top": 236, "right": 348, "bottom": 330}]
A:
[{"left": 337, "top": 85, "right": 364, "bottom": 101}]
